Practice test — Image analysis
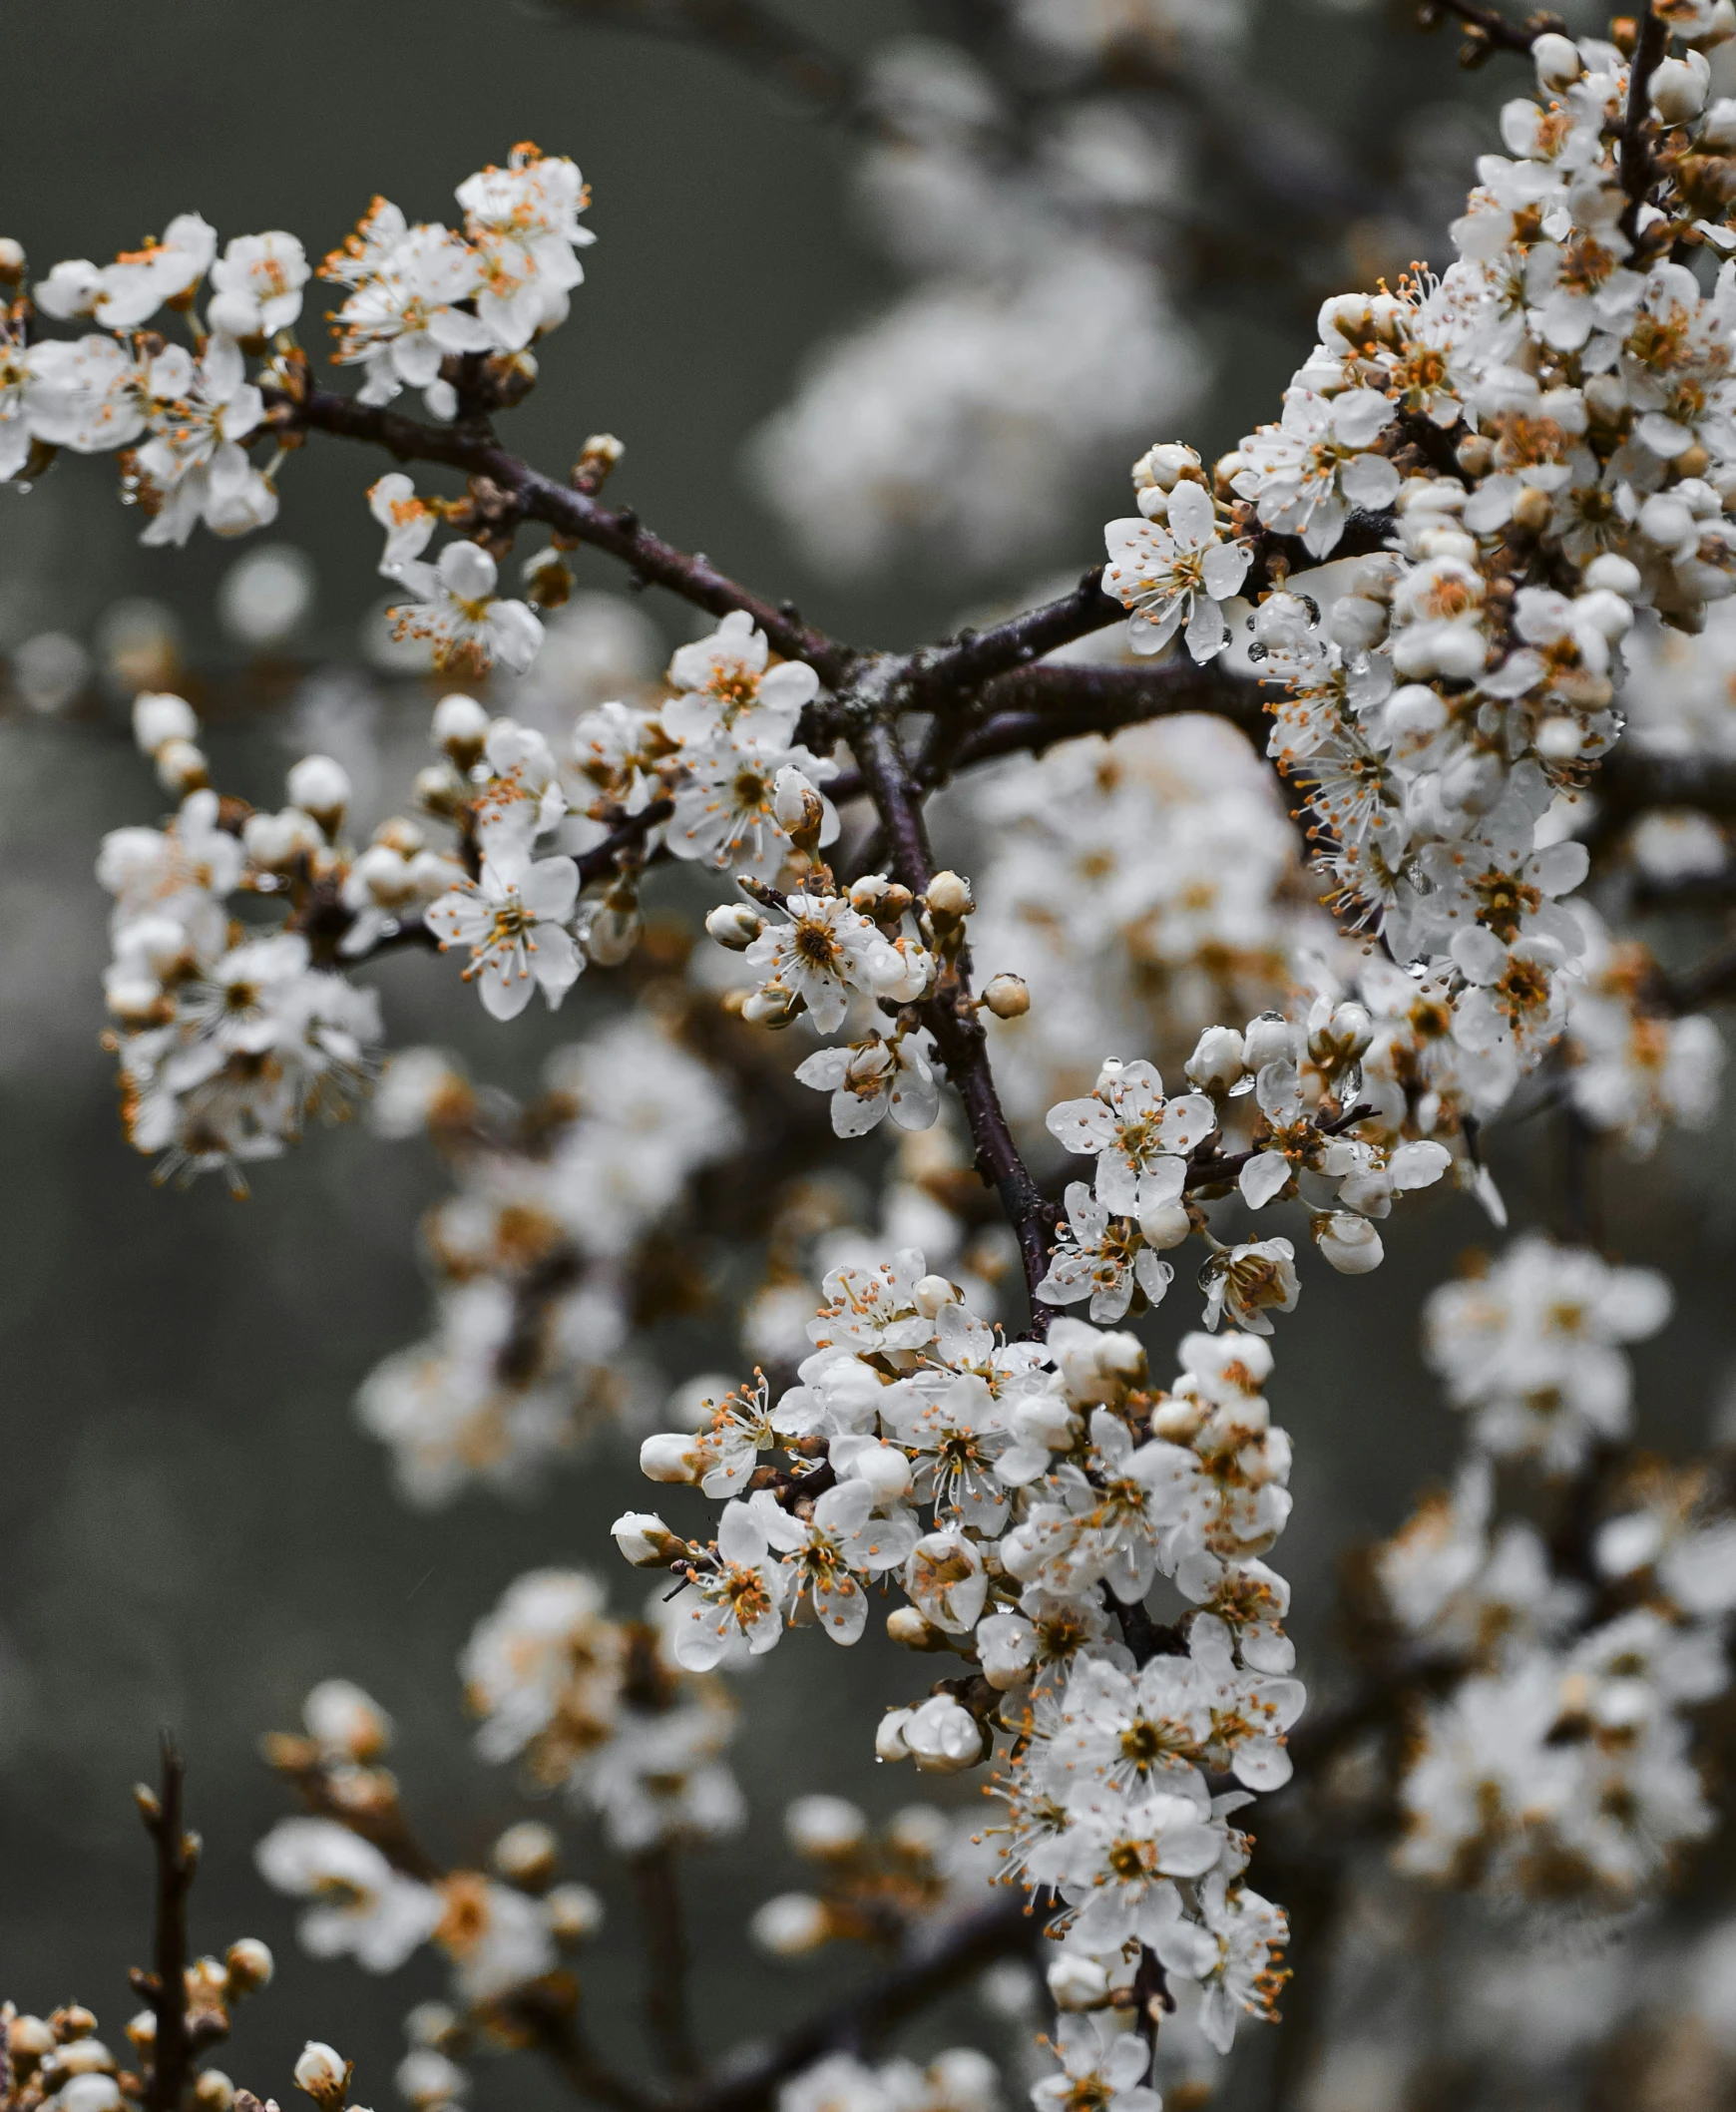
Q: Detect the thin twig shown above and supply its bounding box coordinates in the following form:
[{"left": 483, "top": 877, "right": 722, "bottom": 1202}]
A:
[
  {"left": 512, "top": 1987, "right": 667, "bottom": 2112},
  {"left": 850, "top": 715, "right": 1058, "bottom": 1329},
  {"left": 132, "top": 1733, "right": 195, "bottom": 2112},
  {"left": 1620, "top": 5, "right": 1670, "bottom": 245},
  {"left": 1421, "top": 1, "right": 1555, "bottom": 59},
  {"left": 631, "top": 1845, "right": 700, "bottom": 2080},
  {"left": 678, "top": 1895, "right": 1044, "bottom": 2112},
  {"left": 267, "top": 387, "right": 856, "bottom": 686}
]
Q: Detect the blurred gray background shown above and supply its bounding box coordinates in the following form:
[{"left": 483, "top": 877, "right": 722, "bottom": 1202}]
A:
[{"left": 2, "top": 0, "right": 1733, "bottom": 2103}]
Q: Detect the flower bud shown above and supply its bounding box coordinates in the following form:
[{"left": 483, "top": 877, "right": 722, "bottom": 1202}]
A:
[
  {"left": 888, "top": 1805, "right": 951, "bottom": 1857},
  {"left": 127, "top": 2012, "right": 157, "bottom": 2050},
  {"left": 155, "top": 737, "right": 209, "bottom": 796},
  {"left": 293, "top": 2044, "right": 349, "bottom": 2109},
  {"left": 1047, "top": 1954, "right": 1110, "bottom": 2010},
  {"left": 132, "top": 690, "right": 198, "bottom": 756},
  {"left": 546, "top": 1882, "right": 605, "bottom": 1943},
  {"left": 705, "top": 902, "right": 765, "bottom": 952},
  {"left": 741, "top": 983, "right": 800, "bottom": 1028},
  {"left": 1583, "top": 552, "right": 1643, "bottom": 601},
  {"left": 1150, "top": 1395, "right": 1205, "bottom": 1443},
  {"left": 786, "top": 1794, "right": 867, "bottom": 1858},
  {"left": 1313, "top": 1212, "right": 1385, "bottom": 1275},
  {"left": 1242, "top": 1012, "right": 1295, "bottom": 1072},
  {"left": 194, "top": 2073, "right": 234, "bottom": 2112},
  {"left": 913, "top": 1273, "right": 959, "bottom": 1318},
  {"left": 1138, "top": 1199, "right": 1191, "bottom": 1250},
  {"left": 885, "top": 1607, "right": 947, "bottom": 1650},
  {"left": 304, "top": 1679, "right": 392, "bottom": 1761},
  {"left": 223, "top": 1939, "right": 274, "bottom": 1996},
  {"left": 492, "top": 1820, "right": 559, "bottom": 1890},
  {"left": 846, "top": 1442, "right": 914, "bottom": 1501},
  {"left": 924, "top": 870, "right": 974, "bottom": 920},
  {"left": 394, "top": 2052, "right": 467, "bottom": 2111},
  {"left": 903, "top": 1694, "right": 985, "bottom": 1774},
  {"left": 431, "top": 692, "right": 490, "bottom": 766},
  {"left": 286, "top": 754, "right": 351, "bottom": 833},
  {"left": 1308, "top": 1000, "right": 1373, "bottom": 1066},
  {"left": 0, "top": 237, "right": 24, "bottom": 284},
  {"left": 639, "top": 1433, "right": 702, "bottom": 1484},
  {"left": 1704, "top": 94, "right": 1736, "bottom": 149},
  {"left": 9, "top": 2017, "right": 55, "bottom": 2065},
  {"left": 750, "top": 1894, "right": 831, "bottom": 1955},
  {"left": 772, "top": 764, "right": 825, "bottom": 844},
  {"left": 1639, "top": 492, "right": 1696, "bottom": 550},
  {"left": 1133, "top": 441, "right": 1202, "bottom": 492},
  {"left": 980, "top": 972, "right": 1030, "bottom": 1020},
  {"left": 1652, "top": 53, "right": 1710, "bottom": 125},
  {"left": 1185, "top": 1024, "right": 1245, "bottom": 1093},
  {"left": 975, "top": 1611, "right": 1037, "bottom": 1691},
  {"left": 1531, "top": 31, "right": 1582, "bottom": 88},
  {"left": 612, "top": 1510, "right": 685, "bottom": 1565},
  {"left": 875, "top": 1706, "right": 914, "bottom": 1761},
  {"left": 413, "top": 761, "right": 468, "bottom": 817},
  {"left": 244, "top": 807, "right": 323, "bottom": 871}
]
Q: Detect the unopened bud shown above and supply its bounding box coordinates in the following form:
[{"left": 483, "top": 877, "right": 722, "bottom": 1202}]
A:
[
  {"left": 9, "top": 2017, "right": 56, "bottom": 2064},
  {"left": 886, "top": 1608, "right": 947, "bottom": 1651},
  {"left": 223, "top": 1938, "right": 273, "bottom": 1997},
  {"left": 638, "top": 1433, "right": 701, "bottom": 1485},
  {"left": 740, "top": 983, "right": 800, "bottom": 1029},
  {"left": 521, "top": 547, "right": 573, "bottom": 610},
  {"left": 913, "top": 1273, "right": 959, "bottom": 1318},
  {"left": 705, "top": 902, "right": 765, "bottom": 952},
  {"left": 1531, "top": 31, "right": 1581, "bottom": 88},
  {"left": 1185, "top": 1024, "right": 1245, "bottom": 1093},
  {"left": 546, "top": 1882, "right": 604, "bottom": 1943},
  {"left": 127, "top": 2012, "right": 157, "bottom": 2050},
  {"left": 194, "top": 2073, "right": 234, "bottom": 2112},
  {"left": 982, "top": 974, "right": 1030, "bottom": 1020},
  {"left": 430, "top": 693, "right": 490, "bottom": 767},
  {"left": 492, "top": 1820, "right": 559, "bottom": 1890},
  {"left": 1652, "top": 53, "right": 1710, "bottom": 126},
  {"left": 155, "top": 737, "right": 209, "bottom": 796},
  {"left": 413, "top": 761, "right": 468, "bottom": 818},
  {"left": 1511, "top": 485, "right": 1552, "bottom": 534},
  {"left": 612, "top": 1510, "right": 686, "bottom": 1565},
  {"left": 0, "top": 237, "right": 25, "bottom": 284},
  {"left": 925, "top": 870, "right": 974, "bottom": 920},
  {"left": 1132, "top": 441, "right": 1202, "bottom": 492},
  {"left": 1313, "top": 1212, "right": 1385, "bottom": 1275},
  {"left": 875, "top": 1707, "right": 914, "bottom": 1762},
  {"left": 786, "top": 1794, "right": 867, "bottom": 1858},
  {"left": 1241, "top": 1013, "right": 1295, "bottom": 1072},
  {"left": 1047, "top": 1954, "right": 1110, "bottom": 2010},
  {"left": 573, "top": 433, "right": 625, "bottom": 494},
  {"left": 750, "top": 1893, "right": 831, "bottom": 1956},
  {"left": 904, "top": 1694, "right": 985, "bottom": 1774},
  {"left": 772, "top": 766, "right": 824, "bottom": 842},
  {"left": 285, "top": 754, "right": 351, "bottom": 833},
  {"left": 1138, "top": 1199, "right": 1191, "bottom": 1250},
  {"left": 292, "top": 2044, "right": 349, "bottom": 2109},
  {"left": 132, "top": 690, "right": 198, "bottom": 756},
  {"left": 1150, "top": 1396, "right": 1205, "bottom": 1444}
]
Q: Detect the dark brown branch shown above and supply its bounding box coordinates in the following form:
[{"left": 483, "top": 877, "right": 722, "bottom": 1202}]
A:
[
  {"left": 267, "top": 387, "right": 856, "bottom": 687},
  {"left": 265, "top": 1749, "right": 446, "bottom": 1882},
  {"left": 850, "top": 715, "right": 1058, "bottom": 1329},
  {"left": 1620, "top": 5, "right": 1670, "bottom": 245},
  {"left": 678, "top": 1895, "right": 1043, "bottom": 2112},
  {"left": 906, "top": 573, "right": 1125, "bottom": 703},
  {"left": 511, "top": 1986, "right": 667, "bottom": 2112},
  {"left": 1420, "top": 2, "right": 1556, "bottom": 60},
  {"left": 133, "top": 1734, "right": 195, "bottom": 2112},
  {"left": 544, "top": 0, "right": 870, "bottom": 130},
  {"left": 631, "top": 1846, "right": 700, "bottom": 2080}
]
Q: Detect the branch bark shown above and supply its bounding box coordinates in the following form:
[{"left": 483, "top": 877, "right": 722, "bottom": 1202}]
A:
[
  {"left": 677, "top": 1894, "right": 1044, "bottom": 2112},
  {"left": 267, "top": 387, "right": 856, "bottom": 686},
  {"left": 850, "top": 715, "right": 1058, "bottom": 1328},
  {"left": 133, "top": 1734, "right": 195, "bottom": 2112},
  {"left": 632, "top": 1845, "right": 701, "bottom": 2080}
]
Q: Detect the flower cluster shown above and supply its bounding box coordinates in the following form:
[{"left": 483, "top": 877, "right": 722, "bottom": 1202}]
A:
[
  {"left": 1424, "top": 1234, "right": 1672, "bottom": 1469},
  {"left": 256, "top": 1677, "right": 604, "bottom": 2021},
  {"left": 99, "top": 697, "right": 388, "bottom": 1190},
  {"left": 624, "top": 1271, "right": 1303, "bottom": 2053},
  {"left": 1378, "top": 1386, "right": 1736, "bottom": 1905},
  {"left": 358, "top": 1013, "right": 739, "bottom": 1504}
]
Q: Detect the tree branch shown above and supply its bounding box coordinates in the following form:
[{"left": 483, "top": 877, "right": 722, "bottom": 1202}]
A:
[
  {"left": 1620, "top": 4, "right": 1670, "bottom": 245},
  {"left": 679, "top": 1894, "right": 1043, "bottom": 2112},
  {"left": 632, "top": 1846, "right": 700, "bottom": 2080},
  {"left": 850, "top": 715, "right": 1058, "bottom": 1328},
  {"left": 133, "top": 1734, "right": 195, "bottom": 2112},
  {"left": 267, "top": 387, "right": 856, "bottom": 686},
  {"left": 541, "top": 0, "right": 872, "bottom": 130},
  {"left": 1420, "top": 2, "right": 1558, "bottom": 60}
]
